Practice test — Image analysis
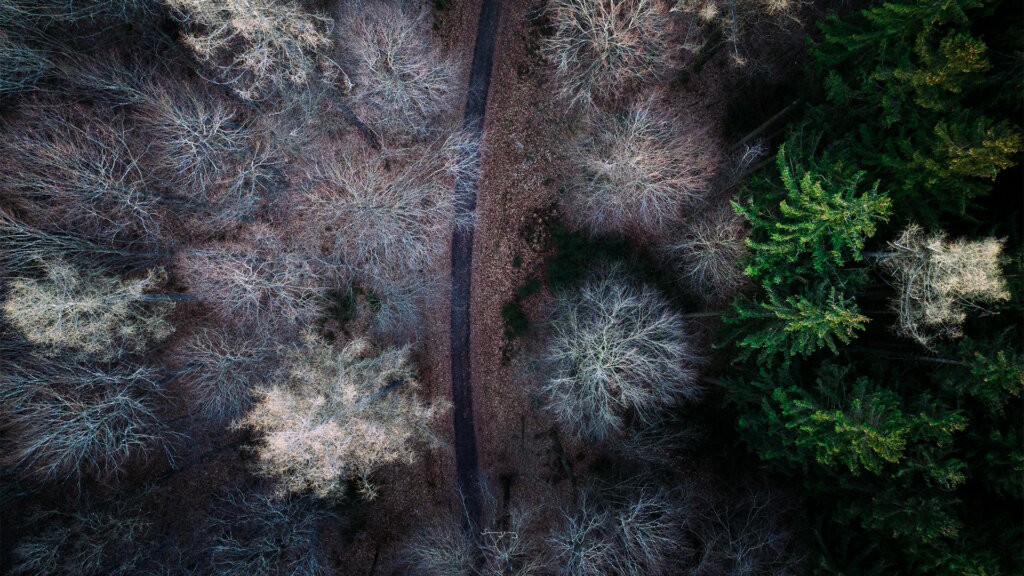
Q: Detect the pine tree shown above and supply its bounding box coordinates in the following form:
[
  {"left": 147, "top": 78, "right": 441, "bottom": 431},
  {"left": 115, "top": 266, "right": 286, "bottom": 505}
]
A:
[
  {"left": 811, "top": 0, "right": 1022, "bottom": 221},
  {"left": 722, "top": 0, "right": 1022, "bottom": 572},
  {"left": 732, "top": 286, "right": 868, "bottom": 364},
  {"left": 728, "top": 360, "right": 975, "bottom": 574},
  {"left": 734, "top": 144, "right": 890, "bottom": 286},
  {"left": 734, "top": 363, "right": 966, "bottom": 476}
]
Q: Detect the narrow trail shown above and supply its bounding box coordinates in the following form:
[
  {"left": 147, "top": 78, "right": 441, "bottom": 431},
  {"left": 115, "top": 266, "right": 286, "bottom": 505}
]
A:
[{"left": 451, "top": 0, "right": 502, "bottom": 528}]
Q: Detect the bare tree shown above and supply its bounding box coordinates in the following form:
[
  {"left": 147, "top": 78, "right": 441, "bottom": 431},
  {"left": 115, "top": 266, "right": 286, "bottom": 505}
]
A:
[
  {"left": 137, "top": 80, "right": 251, "bottom": 197},
  {"left": 686, "top": 482, "right": 803, "bottom": 576},
  {"left": 405, "top": 482, "right": 546, "bottom": 576},
  {"left": 0, "top": 30, "right": 50, "bottom": 96},
  {"left": 342, "top": 0, "right": 457, "bottom": 142},
  {"left": 404, "top": 520, "right": 478, "bottom": 576},
  {"left": 548, "top": 483, "right": 684, "bottom": 576},
  {"left": 543, "top": 0, "right": 673, "bottom": 107},
  {"left": 180, "top": 249, "right": 325, "bottom": 330},
  {"left": 306, "top": 137, "right": 466, "bottom": 278},
  {"left": 0, "top": 209, "right": 162, "bottom": 272},
  {"left": 538, "top": 265, "right": 703, "bottom": 441},
  {"left": 10, "top": 503, "right": 150, "bottom": 576},
  {"left": 303, "top": 133, "right": 475, "bottom": 335},
  {"left": 0, "top": 360, "right": 174, "bottom": 484},
  {"left": 137, "top": 76, "right": 284, "bottom": 233},
  {"left": 549, "top": 497, "right": 616, "bottom": 575},
  {"left": 50, "top": 53, "right": 155, "bottom": 107},
  {"left": 177, "top": 224, "right": 333, "bottom": 329},
  {"left": 665, "top": 203, "right": 748, "bottom": 306},
  {"left": 565, "top": 94, "right": 715, "bottom": 237},
  {"left": 173, "top": 328, "right": 276, "bottom": 422},
  {"left": 0, "top": 103, "right": 161, "bottom": 241},
  {"left": 2, "top": 259, "right": 175, "bottom": 359},
  {"left": 53, "top": 56, "right": 281, "bottom": 232},
  {"left": 674, "top": 0, "right": 800, "bottom": 67},
  {"left": 165, "top": 0, "right": 338, "bottom": 102},
  {"left": 880, "top": 224, "right": 1011, "bottom": 349},
  {"left": 0, "top": 0, "right": 160, "bottom": 30},
  {"left": 210, "top": 489, "right": 331, "bottom": 576},
  {"left": 237, "top": 334, "right": 449, "bottom": 500}
]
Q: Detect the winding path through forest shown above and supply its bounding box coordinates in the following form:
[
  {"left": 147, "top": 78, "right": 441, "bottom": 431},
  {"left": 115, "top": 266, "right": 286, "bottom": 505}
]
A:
[{"left": 450, "top": 0, "right": 502, "bottom": 528}]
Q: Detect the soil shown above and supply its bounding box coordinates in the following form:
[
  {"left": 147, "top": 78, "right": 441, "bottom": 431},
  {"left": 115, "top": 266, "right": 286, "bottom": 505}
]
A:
[{"left": 461, "top": 0, "right": 584, "bottom": 532}]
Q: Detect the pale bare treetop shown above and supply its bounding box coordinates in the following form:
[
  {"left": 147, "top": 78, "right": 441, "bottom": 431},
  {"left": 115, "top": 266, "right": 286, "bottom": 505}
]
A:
[
  {"left": 665, "top": 204, "right": 749, "bottom": 306},
  {"left": 539, "top": 265, "right": 703, "bottom": 441},
  {"left": 2, "top": 260, "right": 174, "bottom": 359},
  {"left": 238, "top": 333, "right": 449, "bottom": 500},
  {"left": 566, "top": 93, "right": 715, "bottom": 237},
  {"left": 166, "top": 0, "right": 338, "bottom": 101},
  {"left": 342, "top": 0, "right": 457, "bottom": 142},
  {"left": 883, "top": 224, "right": 1011, "bottom": 348},
  {"left": 544, "top": 0, "right": 673, "bottom": 107}
]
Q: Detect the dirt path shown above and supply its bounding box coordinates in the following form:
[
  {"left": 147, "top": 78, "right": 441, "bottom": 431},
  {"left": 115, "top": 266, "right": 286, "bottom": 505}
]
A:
[{"left": 450, "top": 0, "right": 503, "bottom": 528}]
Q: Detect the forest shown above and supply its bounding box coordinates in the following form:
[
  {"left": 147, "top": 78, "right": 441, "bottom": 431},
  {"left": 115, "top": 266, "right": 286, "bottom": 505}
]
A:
[{"left": 0, "top": 0, "right": 1020, "bottom": 574}]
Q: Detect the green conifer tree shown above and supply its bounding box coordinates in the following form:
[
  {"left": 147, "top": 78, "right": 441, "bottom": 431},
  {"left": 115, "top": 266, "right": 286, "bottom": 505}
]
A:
[
  {"left": 811, "top": 0, "right": 1022, "bottom": 221},
  {"left": 734, "top": 145, "right": 891, "bottom": 286},
  {"left": 732, "top": 287, "right": 868, "bottom": 364}
]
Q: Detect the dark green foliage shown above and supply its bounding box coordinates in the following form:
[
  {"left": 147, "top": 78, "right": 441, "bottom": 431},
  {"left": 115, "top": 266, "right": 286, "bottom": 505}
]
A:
[
  {"left": 722, "top": 7, "right": 1023, "bottom": 564},
  {"left": 735, "top": 363, "right": 967, "bottom": 477},
  {"left": 945, "top": 336, "right": 1024, "bottom": 414},
  {"left": 809, "top": 0, "right": 1022, "bottom": 222},
  {"left": 732, "top": 286, "right": 868, "bottom": 364},
  {"left": 726, "top": 340, "right": 1021, "bottom": 574},
  {"left": 727, "top": 144, "right": 887, "bottom": 366},
  {"left": 935, "top": 337, "right": 1024, "bottom": 499}
]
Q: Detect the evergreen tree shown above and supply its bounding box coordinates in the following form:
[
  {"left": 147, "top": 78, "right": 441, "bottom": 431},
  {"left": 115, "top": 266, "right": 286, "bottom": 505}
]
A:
[
  {"left": 724, "top": 130, "right": 1020, "bottom": 575},
  {"left": 728, "top": 143, "right": 886, "bottom": 364},
  {"left": 811, "top": 0, "right": 1022, "bottom": 221},
  {"left": 734, "top": 145, "right": 891, "bottom": 286},
  {"left": 720, "top": 0, "right": 1022, "bottom": 572},
  {"left": 733, "top": 363, "right": 966, "bottom": 476},
  {"left": 732, "top": 287, "right": 868, "bottom": 364}
]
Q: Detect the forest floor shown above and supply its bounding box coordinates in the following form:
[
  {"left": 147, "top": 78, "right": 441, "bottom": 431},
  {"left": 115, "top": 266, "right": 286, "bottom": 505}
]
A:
[
  {"left": 61, "top": 1, "right": 809, "bottom": 573},
  {"left": 138, "top": 2, "right": 493, "bottom": 574},
  {"left": 463, "top": 0, "right": 577, "bottom": 524},
  {"left": 448, "top": 0, "right": 812, "bottom": 558}
]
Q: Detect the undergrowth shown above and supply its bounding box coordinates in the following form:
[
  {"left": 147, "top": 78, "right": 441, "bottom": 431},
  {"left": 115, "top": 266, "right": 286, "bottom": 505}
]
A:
[{"left": 501, "top": 210, "right": 634, "bottom": 363}]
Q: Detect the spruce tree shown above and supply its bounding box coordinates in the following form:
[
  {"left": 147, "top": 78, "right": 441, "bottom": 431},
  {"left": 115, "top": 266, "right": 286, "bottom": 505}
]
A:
[
  {"left": 811, "top": 0, "right": 1022, "bottom": 221},
  {"left": 732, "top": 287, "right": 868, "bottom": 364},
  {"left": 734, "top": 145, "right": 891, "bottom": 286}
]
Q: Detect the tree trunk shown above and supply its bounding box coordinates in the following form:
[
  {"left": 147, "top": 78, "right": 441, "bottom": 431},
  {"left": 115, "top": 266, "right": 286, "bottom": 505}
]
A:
[
  {"left": 681, "top": 311, "right": 724, "bottom": 319},
  {"left": 139, "top": 293, "right": 198, "bottom": 302},
  {"left": 732, "top": 99, "right": 802, "bottom": 152},
  {"left": 861, "top": 251, "right": 896, "bottom": 260}
]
